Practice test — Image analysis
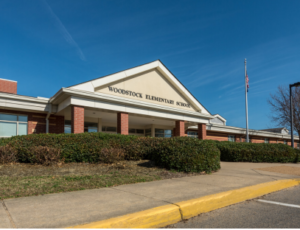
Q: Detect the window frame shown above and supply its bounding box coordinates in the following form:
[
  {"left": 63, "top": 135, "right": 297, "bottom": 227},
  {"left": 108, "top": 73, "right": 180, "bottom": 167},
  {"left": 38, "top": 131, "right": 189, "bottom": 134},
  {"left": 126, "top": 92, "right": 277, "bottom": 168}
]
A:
[
  {"left": 0, "top": 113, "right": 28, "bottom": 137},
  {"left": 228, "top": 135, "right": 235, "bottom": 142},
  {"left": 264, "top": 138, "right": 269, "bottom": 143},
  {"left": 155, "top": 129, "right": 172, "bottom": 138},
  {"left": 187, "top": 131, "right": 198, "bottom": 138}
]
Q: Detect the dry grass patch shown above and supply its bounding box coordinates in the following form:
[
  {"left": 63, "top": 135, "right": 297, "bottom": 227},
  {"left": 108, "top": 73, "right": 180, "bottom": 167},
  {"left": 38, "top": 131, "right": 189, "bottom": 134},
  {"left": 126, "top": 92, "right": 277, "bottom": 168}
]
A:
[
  {"left": 0, "top": 160, "right": 209, "bottom": 199},
  {"left": 256, "top": 165, "right": 300, "bottom": 176}
]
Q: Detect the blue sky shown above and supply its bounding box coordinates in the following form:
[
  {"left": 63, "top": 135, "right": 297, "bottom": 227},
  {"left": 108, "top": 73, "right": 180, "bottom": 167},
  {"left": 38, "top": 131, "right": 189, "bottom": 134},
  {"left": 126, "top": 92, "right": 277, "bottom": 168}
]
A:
[{"left": 0, "top": 0, "right": 299, "bottom": 130}]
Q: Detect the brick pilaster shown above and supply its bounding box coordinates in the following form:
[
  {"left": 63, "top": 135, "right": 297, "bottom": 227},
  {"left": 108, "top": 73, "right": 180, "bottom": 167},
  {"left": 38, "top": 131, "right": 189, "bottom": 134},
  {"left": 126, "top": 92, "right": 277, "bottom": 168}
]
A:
[
  {"left": 71, "top": 106, "right": 84, "bottom": 134},
  {"left": 117, "top": 112, "right": 128, "bottom": 135},
  {"left": 198, "top": 123, "right": 206, "bottom": 140},
  {"left": 174, "top": 120, "right": 185, "bottom": 137}
]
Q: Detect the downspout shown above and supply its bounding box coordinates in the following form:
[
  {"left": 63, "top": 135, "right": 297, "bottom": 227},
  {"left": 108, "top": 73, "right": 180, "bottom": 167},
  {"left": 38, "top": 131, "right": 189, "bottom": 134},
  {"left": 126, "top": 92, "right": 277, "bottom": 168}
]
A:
[{"left": 46, "top": 103, "right": 52, "bottom": 134}]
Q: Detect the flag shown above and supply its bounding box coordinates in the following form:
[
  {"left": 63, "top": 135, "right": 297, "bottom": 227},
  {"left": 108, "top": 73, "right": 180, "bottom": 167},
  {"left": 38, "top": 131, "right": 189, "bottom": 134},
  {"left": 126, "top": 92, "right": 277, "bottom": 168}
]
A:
[{"left": 246, "top": 72, "right": 249, "bottom": 92}]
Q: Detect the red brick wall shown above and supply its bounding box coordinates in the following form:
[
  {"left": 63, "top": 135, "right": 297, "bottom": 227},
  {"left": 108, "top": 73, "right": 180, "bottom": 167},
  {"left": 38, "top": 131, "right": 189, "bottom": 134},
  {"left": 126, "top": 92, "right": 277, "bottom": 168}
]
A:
[
  {"left": 71, "top": 106, "right": 84, "bottom": 134},
  {"left": 117, "top": 112, "right": 128, "bottom": 135},
  {"left": 0, "top": 109, "right": 64, "bottom": 134},
  {"left": 0, "top": 79, "right": 17, "bottom": 94},
  {"left": 250, "top": 136, "right": 265, "bottom": 143},
  {"left": 205, "top": 131, "right": 228, "bottom": 141},
  {"left": 198, "top": 123, "right": 206, "bottom": 140},
  {"left": 187, "top": 130, "right": 298, "bottom": 146},
  {"left": 174, "top": 120, "right": 185, "bottom": 136}
]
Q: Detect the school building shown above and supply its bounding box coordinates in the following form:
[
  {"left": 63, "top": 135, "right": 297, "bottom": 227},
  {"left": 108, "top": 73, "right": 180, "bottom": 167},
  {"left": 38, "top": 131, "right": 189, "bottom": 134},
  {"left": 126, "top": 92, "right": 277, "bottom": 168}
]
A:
[{"left": 0, "top": 60, "right": 298, "bottom": 146}]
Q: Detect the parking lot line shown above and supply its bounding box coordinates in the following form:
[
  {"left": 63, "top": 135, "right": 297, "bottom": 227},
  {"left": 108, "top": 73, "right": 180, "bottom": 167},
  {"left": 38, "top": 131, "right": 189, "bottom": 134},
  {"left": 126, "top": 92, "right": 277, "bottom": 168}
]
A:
[{"left": 257, "top": 199, "right": 300, "bottom": 209}]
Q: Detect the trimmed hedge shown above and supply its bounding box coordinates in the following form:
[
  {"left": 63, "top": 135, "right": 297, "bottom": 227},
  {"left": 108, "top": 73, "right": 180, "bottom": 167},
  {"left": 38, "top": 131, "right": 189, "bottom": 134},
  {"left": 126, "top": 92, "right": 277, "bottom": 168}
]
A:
[
  {"left": 2, "top": 132, "right": 139, "bottom": 163},
  {"left": 216, "top": 141, "right": 299, "bottom": 163},
  {"left": 149, "top": 137, "right": 220, "bottom": 173},
  {"left": 0, "top": 133, "right": 221, "bottom": 173}
]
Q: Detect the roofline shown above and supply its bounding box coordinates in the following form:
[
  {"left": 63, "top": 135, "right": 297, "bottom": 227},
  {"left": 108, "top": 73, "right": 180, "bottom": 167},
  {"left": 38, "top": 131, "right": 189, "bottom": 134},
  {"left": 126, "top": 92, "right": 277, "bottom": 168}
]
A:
[
  {"left": 66, "top": 59, "right": 212, "bottom": 115},
  {"left": 188, "top": 123, "right": 298, "bottom": 140},
  {"left": 0, "top": 92, "right": 49, "bottom": 103},
  {"left": 66, "top": 60, "right": 161, "bottom": 89},
  {"left": 0, "top": 78, "right": 17, "bottom": 83},
  {"left": 158, "top": 59, "right": 211, "bottom": 115},
  {"left": 211, "top": 113, "right": 227, "bottom": 122}
]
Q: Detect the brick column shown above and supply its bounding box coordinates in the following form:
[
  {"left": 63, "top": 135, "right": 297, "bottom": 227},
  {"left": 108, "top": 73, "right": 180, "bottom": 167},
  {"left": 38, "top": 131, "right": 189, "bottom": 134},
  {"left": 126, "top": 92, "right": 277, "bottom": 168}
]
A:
[
  {"left": 174, "top": 120, "right": 185, "bottom": 137},
  {"left": 117, "top": 112, "right": 128, "bottom": 135},
  {"left": 71, "top": 106, "right": 84, "bottom": 134},
  {"left": 198, "top": 123, "right": 206, "bottom": 140}
]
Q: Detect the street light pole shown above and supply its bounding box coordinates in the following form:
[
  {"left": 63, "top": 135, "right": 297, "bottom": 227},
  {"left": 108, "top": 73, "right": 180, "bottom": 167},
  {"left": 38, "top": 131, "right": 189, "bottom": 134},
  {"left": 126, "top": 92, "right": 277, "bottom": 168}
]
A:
[
  {"left": 289, "top": 82, "right": 300, "bottom": 148},
  {"left": 290, "top": 84, "right": 294, "bottom": 148}
]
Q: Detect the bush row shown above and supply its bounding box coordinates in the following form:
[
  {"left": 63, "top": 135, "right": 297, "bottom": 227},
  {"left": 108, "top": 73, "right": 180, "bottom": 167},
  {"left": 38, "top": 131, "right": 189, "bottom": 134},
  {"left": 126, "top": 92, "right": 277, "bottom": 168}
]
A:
[
  {"left": 215, "top": 141, "right": 299, "bottom": 163},
  {"left": 0, "top": 133, "right": 220, "bottom": 173}
]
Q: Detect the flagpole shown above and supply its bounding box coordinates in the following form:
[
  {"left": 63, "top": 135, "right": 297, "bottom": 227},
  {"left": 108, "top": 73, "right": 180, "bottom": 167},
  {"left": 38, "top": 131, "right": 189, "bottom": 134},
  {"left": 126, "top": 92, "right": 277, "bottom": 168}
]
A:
[{"left": 245, "top": 59, "right": 249, "bottom": 142}]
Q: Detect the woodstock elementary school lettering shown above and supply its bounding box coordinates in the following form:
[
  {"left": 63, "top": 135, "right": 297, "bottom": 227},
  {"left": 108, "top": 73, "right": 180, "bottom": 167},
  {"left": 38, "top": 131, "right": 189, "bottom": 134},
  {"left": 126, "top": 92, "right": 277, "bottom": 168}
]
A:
[{"left": 108, "top": 86, "right": 191, "bottom": 108}]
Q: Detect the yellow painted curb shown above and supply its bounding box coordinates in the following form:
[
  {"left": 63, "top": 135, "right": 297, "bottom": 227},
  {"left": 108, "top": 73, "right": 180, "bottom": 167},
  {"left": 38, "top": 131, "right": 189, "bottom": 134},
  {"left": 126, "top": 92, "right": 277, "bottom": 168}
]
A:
[
  {"left": 68, "top": 179, "right": 300, "bottom": 228},
  {"left": 176, "top": 178, "right": 300, "bottom": 220},
  {"left": 68, "top": 204, "right": 181, "bottom": 228}
]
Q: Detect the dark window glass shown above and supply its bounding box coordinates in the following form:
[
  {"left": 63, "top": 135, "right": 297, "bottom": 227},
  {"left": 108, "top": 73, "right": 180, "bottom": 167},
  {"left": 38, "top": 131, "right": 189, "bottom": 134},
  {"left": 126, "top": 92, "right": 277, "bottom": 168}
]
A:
[
  {"left": 145, "top": 129, "right": 151, "bottom": 137},
  {"left": 107, "top": 127, "right": 117, "bottom": 132},
  {"left": 84, "top": 122, "right": 97, "bottom": 128},
  {"left": 136, "top": 129, "right": 144, "bottom": 134},
  {"left": 65, "top": 120, "right": 71, "bottom": 125},
  {"left": 155, "top": 129, "right": 164, "bottom": 134},
  {"left": 129, "top": 129, "right": 136, "bottom": 133}
]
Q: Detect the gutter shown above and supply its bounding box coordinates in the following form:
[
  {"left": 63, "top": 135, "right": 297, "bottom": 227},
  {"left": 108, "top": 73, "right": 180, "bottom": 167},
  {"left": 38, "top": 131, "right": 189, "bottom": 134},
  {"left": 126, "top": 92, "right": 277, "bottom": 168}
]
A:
[
  {"left": 50, "top": 88, "right": 214, "bottom": 119},
  {"left": 46, "top": 103, "right": 52, "bottom": 134}
]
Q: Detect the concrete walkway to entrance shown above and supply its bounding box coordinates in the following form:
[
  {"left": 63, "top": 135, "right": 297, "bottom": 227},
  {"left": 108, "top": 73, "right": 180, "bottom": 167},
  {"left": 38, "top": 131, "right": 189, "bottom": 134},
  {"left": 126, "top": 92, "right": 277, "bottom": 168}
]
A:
[{"left": 1, "top": 162, "right": 300, "bottom": 228}]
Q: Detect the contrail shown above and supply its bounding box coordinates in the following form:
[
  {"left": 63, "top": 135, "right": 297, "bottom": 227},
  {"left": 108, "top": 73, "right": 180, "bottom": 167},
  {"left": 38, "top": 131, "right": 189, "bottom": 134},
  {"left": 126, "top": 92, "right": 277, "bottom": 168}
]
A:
[{"left": 43, "top": 0, "right": 86, "bottom": 61}]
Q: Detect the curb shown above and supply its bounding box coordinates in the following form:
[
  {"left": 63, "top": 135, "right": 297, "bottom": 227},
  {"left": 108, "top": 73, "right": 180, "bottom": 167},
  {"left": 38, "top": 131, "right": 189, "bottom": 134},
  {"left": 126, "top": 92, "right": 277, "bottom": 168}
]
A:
[{"left": 68, "top": 178, "right": 300, "bottom": 228}]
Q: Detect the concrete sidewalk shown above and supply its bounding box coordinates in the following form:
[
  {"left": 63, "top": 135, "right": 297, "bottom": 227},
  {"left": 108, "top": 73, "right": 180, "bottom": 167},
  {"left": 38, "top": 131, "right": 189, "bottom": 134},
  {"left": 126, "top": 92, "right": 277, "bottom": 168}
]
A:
[{"left": 1, "top": 162, "right": 300, "bottom": 228}]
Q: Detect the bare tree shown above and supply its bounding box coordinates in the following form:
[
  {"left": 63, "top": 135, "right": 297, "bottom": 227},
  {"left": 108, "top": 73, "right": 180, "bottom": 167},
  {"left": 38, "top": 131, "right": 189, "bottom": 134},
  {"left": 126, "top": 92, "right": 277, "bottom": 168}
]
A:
[{"left": 268, "top": 86, "right": 300, "bottom": 136}]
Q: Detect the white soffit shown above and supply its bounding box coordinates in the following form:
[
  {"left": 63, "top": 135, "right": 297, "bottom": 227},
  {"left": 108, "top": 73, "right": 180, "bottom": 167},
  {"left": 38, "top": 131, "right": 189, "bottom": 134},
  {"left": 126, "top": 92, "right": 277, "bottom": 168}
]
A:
[{"left": 69, "top": 60, "right": 210, "bottom": 115}]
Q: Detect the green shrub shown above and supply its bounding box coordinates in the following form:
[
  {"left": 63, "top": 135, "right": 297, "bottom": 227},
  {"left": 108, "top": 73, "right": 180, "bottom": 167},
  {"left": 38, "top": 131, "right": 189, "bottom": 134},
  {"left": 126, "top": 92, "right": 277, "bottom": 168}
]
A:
[
  {"left": 216, "top": 141, "right": 299, "bottom": 163},
  {"left": 150, "top": 137, "right": 220, "bottom": 173},
  {"left": 8, "top": 132, "right": 137, "bottom": 163},
  {"left": 0, "top": 133, "right": 221, "bottom": 173}
]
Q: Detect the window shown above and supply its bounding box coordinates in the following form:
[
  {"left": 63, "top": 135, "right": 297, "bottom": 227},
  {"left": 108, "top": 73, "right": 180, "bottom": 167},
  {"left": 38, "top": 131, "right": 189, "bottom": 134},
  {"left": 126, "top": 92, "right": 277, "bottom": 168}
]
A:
[
  {"left": 145, "top": 129, "right": 151, "bottom": 137},
  {"left": 155, "top": 129, "right": 172, "bottom": 138},
  {"left": 102, "top": 126, "right": 117, "bottom": 132},
  {"left": 128, "top": 129, "right": 144, "bottom": 135},
  {"left": 84, "top": 122, "right": 98, "bottom": 133},
  {"left": 0, "top": 113, "right": 28, "bottom": 137},
  {"left": 297, "top": 143, "right": 300, "bottom": 149},
  {"left": 187, "top": 131, "right": 198, "bottom": 138},
  {"left": 228, "top": 135, "right": 235, "bottom": 142},
  {"left": 64, "top": 120, "right": 71, "bottom": 133},
  {"left": 264, "top": 138, "right": 269, "bottom": 143},
  {"left": 65, "top": 121, "right": 99, "bottom": 133},
  {"left": 284, "top": 140, "right": 287, "bottom": 145}
]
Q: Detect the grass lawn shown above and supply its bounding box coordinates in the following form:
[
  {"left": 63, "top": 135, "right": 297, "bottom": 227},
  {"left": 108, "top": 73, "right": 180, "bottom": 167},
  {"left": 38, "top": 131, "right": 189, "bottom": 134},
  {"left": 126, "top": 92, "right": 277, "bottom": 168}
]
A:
[
  {"left": 0, "top": 160, "right": 208, "bottom": 199},
  {"left": 0, "top": 172, "right": 160, "bottom": 199}
]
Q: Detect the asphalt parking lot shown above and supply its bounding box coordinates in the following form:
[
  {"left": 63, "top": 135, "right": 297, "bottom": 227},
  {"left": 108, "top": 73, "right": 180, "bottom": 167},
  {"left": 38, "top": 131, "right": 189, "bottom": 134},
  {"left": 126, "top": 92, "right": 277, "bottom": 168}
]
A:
[{"left": 167, "top": 185, "right": 300, "bottom": 228}]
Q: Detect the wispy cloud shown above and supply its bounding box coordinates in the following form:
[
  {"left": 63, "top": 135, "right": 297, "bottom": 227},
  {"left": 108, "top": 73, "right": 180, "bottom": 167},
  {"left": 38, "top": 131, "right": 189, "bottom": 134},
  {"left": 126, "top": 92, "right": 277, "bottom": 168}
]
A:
[{"left": 43, "top": 0, "right": 86, "bottom": 61}]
